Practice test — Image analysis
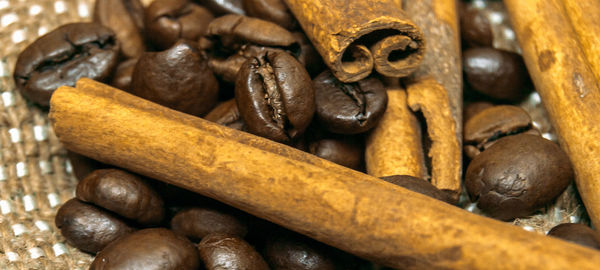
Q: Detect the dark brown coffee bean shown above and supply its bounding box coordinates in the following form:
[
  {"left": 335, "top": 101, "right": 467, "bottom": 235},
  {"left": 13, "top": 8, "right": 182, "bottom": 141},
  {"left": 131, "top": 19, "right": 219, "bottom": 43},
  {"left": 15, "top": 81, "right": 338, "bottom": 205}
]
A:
[
  {"left": 463, "top": 101, "right": 494, "bottom": 123},
  {"left": 110, "top": 58, "right": 138, "bottom": 91},
  {"left": 197, "top": 0, "right": 246, "bottom": 15},
  {"left": 76, "top": 169, "right": 165, "bottom": 226},
  {"left": 548, "top": 223, "right": 600, "bottom": 250},
  {"left": 242, "top": 0, "right": 297, "bottom": 29},
  {"left": 464, "top": 105, "right": 537, "bottom": 159},
  {"left": 131, "top": 40, "right": 219, "bottom": 116},
  {"left": 235, "top": 51, "right": 314, "bottom": 143},
  {"left": 263, "top": 232, "right": 340, "bottom": 270},
  {"left": 380, "top": 175, "right": 454, "bottom": 204},
  {"left": 460, "top": 7, "right": 493, "bottom": 47},
  {"left": 55, "top": 199, "right": 134, "bottom": 253},
  {"left": 90, "top": 228, "right": 200, "bottom": 270},
  {"left": 465, "top": 134, "right": 573, "bottom": 220},
  {"left": 292, "top": 32, "right": 324, "bottom": 77},
  {"left": 308, "top": 135, "right": 363, "bottom": 170},
  {"left": 314, "top": 70, "right": 387, "bottom": 134},
  {"left": 170, "top": 206, "right": 248, "bottom": 241},
  {"left": 209, "top": 54, "right": 249, "bottom": 83},
  {"left": 94, "top": 0, "right": 145, "bottom": 58},
  {"left": 145, "top": 0, "right": 214, "bottom": 50},
  {"left": 207, "top": 14, "right": 296, "bottom": 50},
  {"left": 13, "top": 23, "right": 119, "bottom": 106},
  {"left": 204, "top": 99, "right": 245, "bottom": 130},
  {"left": 198, "top": 233, "right": 269, "bottom": 270},
  {"left": 66, "top": 151, "right": 108, "bottom": 181},
  {"left": 463, "top": 47, "right": 530, "bottom": 101}
]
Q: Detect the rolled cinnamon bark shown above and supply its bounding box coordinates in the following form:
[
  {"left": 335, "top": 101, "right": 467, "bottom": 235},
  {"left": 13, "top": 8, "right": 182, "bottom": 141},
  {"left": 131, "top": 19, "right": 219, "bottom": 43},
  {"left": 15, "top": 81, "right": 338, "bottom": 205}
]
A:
[
  {"left": 505, "top": 0, "right": 600, "bottom": 228},
  {"left": 282, "top": 0, "right": 425, "bottom": 82},
  {"left": 561, "top": 0, "right": 600, "bottom": 83},
  {"left": 50, "top": 79, "right": 600, "bottom": 269}
]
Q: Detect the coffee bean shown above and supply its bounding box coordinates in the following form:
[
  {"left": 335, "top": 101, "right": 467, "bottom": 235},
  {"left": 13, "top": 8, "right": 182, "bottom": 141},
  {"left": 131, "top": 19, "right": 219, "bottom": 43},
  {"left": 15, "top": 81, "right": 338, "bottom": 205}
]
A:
[
  {"left": 110, "top": 58, "right": 138, "bottom": 91},
  {"left": 460, "top": 7, "right": 493, "bottom": 47},
  {"left": 235, "top": 51, "right": 314, "bottom": 143},
  {"left": 170, "top": 206, "right": 248, "bottom": 241},
  {"left": 463, "top": 101, "right": 493, "bottom": 123},
  {"left": 380, "top": 175, "right": 454, "bottom": 204},
  {"left": 243, "top": 0, "right": 297, "bottom": 30},
  {"left": 463, "top": 47, "right": 530, "bottom": 101},
  {"left": 76, "top": 169, "right": 165, "bottom": 226},
  {"left": 94, "top": 0, "right": 145, "bottom": 58},
  {"left": 131, "top": 40, "right": 219, "bottom": 116},
  {"left": 207, "top": 14, "right": 297, "bottom": 50},
  {"left": 205, "top": 99, "right": 245, "bottom": 130},
  {"left": 145, "top": 0, "right": 214, "bottom": 50},
  {"left": 90, "top": 228, "right": 200, "bottom": 270},
  {"left": 198, "top": 233, "right": 269, "bottom": 270},
  {"left": 263, "top": 231, "right": 342, "bottom": 270},
  {"left": 198, "top": 0, "right": 246, "bottom": 15},
  {"left": 464, "top": 105, "right": 538, "bottom": 159},
  {"left": 292, "top": 32, "right": 324, "bottom": 77},
  {"left": 66, "top": 151, "right": 108, "bottom": 181},
  {"left": 548, "top": 223, "right": 600, "bottom": 250},
  {"left": 314, "top": 70, "right": 387, "bottom": 134},
  {"left": 465, "top": 134, "right": 573, "bottom": 220},
  {"left": 13, "top": 23, "right": 119, "bottom": 106},
  {"left": 307, "top": 134, "right": 364, "bottom": 170},
  {"left": 55, "top": 199, "right": 134, "bottom": 253}
]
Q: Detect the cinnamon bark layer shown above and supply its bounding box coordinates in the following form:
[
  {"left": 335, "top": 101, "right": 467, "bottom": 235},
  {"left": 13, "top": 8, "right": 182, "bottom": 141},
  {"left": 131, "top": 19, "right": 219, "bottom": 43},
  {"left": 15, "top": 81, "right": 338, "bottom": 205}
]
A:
[
  {"left": 505, "top": 0, "right": 600, "bottom": 228},
  {"left": 49, "top": 79, "right": 600, "bottom": 269},
  {"left": 283, "top": 0, "right": 424, "bottom": 82}
]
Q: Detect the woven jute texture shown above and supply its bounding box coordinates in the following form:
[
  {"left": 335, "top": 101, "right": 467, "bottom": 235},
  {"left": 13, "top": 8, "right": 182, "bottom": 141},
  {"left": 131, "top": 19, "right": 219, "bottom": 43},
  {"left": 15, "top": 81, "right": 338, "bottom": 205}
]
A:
[{"left": 0, "top": 0, "right": 588, "bottom": 269}]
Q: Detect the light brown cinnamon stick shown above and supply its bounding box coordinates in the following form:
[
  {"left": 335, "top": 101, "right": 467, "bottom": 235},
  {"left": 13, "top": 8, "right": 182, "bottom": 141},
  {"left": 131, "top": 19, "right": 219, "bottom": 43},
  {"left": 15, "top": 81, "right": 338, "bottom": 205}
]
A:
[
  {"left": 561, "top": 0, "right": 600, "bottom": 84},
  {"left": 282, "top": 0, "right": 425, "bottom": 82},
  {"left": 505, "top": 0, "right": 600, "bottom": 228},
  {"left": 49, "top": 79, "right": 600, "bottom": 269}
]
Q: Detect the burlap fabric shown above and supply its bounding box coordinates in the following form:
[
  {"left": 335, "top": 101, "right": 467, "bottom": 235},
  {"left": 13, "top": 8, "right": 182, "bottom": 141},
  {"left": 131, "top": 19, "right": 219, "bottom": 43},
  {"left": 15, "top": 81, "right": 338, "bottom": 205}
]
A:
[{"left": 0, "top": 0, "right": 588, "bottom": 269}]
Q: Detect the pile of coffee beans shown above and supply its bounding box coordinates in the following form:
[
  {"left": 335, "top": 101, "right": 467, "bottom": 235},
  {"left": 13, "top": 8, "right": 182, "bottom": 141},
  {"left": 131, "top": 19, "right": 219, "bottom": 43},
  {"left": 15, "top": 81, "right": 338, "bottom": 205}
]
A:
[{"left": 11, "top": 0, "right": 600, "bottom": 268}]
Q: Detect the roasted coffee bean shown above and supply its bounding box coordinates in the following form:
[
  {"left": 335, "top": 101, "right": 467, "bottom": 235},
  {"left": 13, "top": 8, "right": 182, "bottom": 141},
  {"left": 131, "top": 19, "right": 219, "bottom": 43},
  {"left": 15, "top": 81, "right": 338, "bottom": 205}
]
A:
[
  {"left": 145, "top": 0, "right": 214, "bottom": 50},
  {"left": 463, "top": 101, "right": 493, "bottom": 122},
  {"left": 110, "top": 58, "right": 138, "bottom": 91},
  {"left": 463, "top": 47, "right": 530, "bottom": 101},
  {"left": 380, "top": 175, "right": 454, "bottom": 204},
  {"left": 90, "top": 228, "right": 200, "bottom": 270},
  {"left": 314, "top": 70, "right": 387, "bottom": 134},
  {"left": 209, "top": 54, "right": 250, "bottom": 83},
  {"left": 94, "top": 0, "right": 145, "bottom": 58},
  {"left": 293, "top": 32, "right": 324, "bottom": 77},
  {"left": 263, "top": 232, "right": 342, "bottom": 270},
  {"left": 55, "top": 199, "right": 134, "bottom": 253},
  {"left": 171, "top": 206, "right": 248, "bottom": 241},
  {"left": 243, "top": 0, "right": 297, "bottom": 30},
  {"left": 464, "top": 105, "right": 538, "bottom": 159},
  {"left": 198, "top": 0, "right": 246, "bottom": 15},
  {"left": 131, "top": 40, "right": 219, "bottom": 116},
  {"left": 66, "top": 151, "right": 108, "bottom": 181},
  {"left": 207, "top": 14, "right": 297, "bottom": 50},
  {"left": 198, "top": 233, "right": 269, "bottom": 270},
  {"left": 235, "top": 51, "right": 314, "bottom": 143},
  {"left": 308, "top": 135, "right": 364, "bottom": 170},
  {"left": 547, "top": 223, "right": 600, "bottom": 250},
  {"left": 205, "top": 99, "right": 245, "bottom": 130},
  {"left": 77, "top": 169, "right": 165, "bottom": 226},
  {"left": 465, "top": 134, "right": 573, "bottom": 220},
  {"left": 460, "top": 7, "right": 493, "bottom": 47},
  {"left": 13, "top": 23, "right": 119, "bottom": 106}
]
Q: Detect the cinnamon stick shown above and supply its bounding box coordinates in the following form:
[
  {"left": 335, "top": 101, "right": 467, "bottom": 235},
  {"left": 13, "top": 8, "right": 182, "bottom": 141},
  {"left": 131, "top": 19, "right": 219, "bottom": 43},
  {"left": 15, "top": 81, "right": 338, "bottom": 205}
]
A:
[
  {"left": 561, "top": 0, "right": 600, "bottom": 84},
  {"left": 49, "top": 79, "right": 600, "bottom": 269},
  {"left": 282, "top": 0, "right": 425, "bottom": 82},
  {"left": 505, "top": 0, "right": 600, "bottom": 228}
]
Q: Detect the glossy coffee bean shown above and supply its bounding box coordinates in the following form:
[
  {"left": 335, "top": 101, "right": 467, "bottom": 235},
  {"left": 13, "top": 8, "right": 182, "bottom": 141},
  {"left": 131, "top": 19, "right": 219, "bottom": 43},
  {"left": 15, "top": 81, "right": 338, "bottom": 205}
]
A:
[
  {"left": 380, "top": 175, "right": 454, "bottom": 204},
  {"left": 460, "top": 7, "right": 492, "bottom": 47},
  {"left": 110, "top": 58, "right": 138, "bottom": 91},
  {"left": 94, "top": 0, "right": 145, "bottom": 58},
  {"left": 204, "top": 99, "right": 245, "bottom": 130},
  {"left": 90, "top": 228, "right": 200, "bottom": 270},
  {"left": 13, "top": 23, "right": 119, "bottom": 106},
  {"left": 314, "top": 70, "right": 387, "bottom": 134},
  {"left": 170, "top": 206, "right": 248, "bottom": 241},
  {"left": 243, "top": 0, "right": 296, "bottom": 30},
  {"left": 463, "top": 101, "right": 493, "bottom": 122},
  {"left": 308, "top": 135, "right": 363, "bottom": 170},
  {"left": 547, "top": 223, "right": 600, "bottom": 250},
  {"left": 76, "top": 169, "right": 165, "bottom": 226},
  {"left": 145, "top": 0, "right": 214, "bottom": 50},
  {"left": 55, "top": 199, "right": 134, "bottom": 253},
  {"left": 263, "top": 232, "right": 340, "bottom": 270},
  {"left": 235, "top": 51, "right": 314, "bottom": 143},
  {"left": 197, "top": 0, "right": 246, "bottom": 15},
  {"left": 207, "top": 14, "right": 297, "bottom": 50},
  {"left": 464, "top": 105, "right": 537, "bottom": 159},
  {"left": 463, "top": 47, "right": 530, "bottom": 101},
  {"left": 198, "top": 233, "right": 269, "bottom": 270},
  {"left": 293, "top": 32, "right": 324, "bottom": 77},
  {"left": 465, "top": 134, "right": 573, "bottom": 220},
  {"left": 131, "top": 40, "right": 219, "bottom": 116}
]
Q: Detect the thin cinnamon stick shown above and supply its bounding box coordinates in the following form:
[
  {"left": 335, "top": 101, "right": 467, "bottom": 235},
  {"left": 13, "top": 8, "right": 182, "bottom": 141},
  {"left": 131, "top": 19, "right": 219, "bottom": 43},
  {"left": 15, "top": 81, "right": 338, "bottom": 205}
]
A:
[
  {"left": 282, "top": 0, "right": 424, "bottom": 82},
  {"left": 505, "top": 0, "right": 600, "bottom": 228},
  {"left": 561, "top": 0, "right": 600, "bottom": 84},
  {"left": 49, "top": 79, "right": 600, "bottom": 269}
]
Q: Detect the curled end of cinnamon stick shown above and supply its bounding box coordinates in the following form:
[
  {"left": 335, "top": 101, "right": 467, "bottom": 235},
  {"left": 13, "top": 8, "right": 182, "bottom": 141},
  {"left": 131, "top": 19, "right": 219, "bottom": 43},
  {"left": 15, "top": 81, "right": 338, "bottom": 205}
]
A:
[{"left": 372, "top": 34, "right": 423, "bottom": 77}]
